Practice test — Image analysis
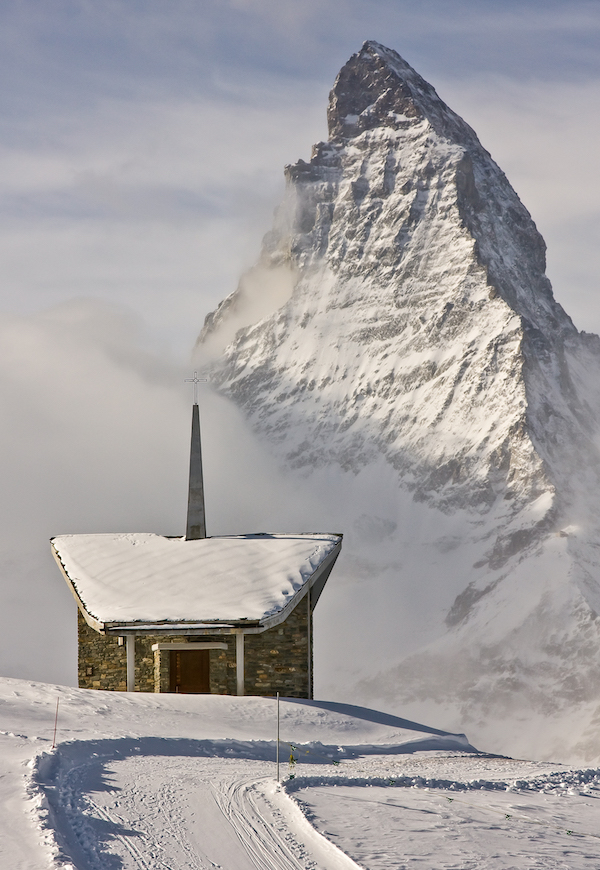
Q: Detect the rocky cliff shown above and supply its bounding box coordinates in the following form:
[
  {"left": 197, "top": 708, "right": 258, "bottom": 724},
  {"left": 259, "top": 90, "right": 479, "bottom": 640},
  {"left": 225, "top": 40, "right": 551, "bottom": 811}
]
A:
[{"left": 197, "top": 42, "right": 600, "bottom": 762}]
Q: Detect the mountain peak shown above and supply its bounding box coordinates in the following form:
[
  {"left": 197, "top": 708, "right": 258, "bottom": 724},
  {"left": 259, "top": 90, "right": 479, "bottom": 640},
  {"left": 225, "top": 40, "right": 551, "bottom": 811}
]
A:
[
  {"left": 327, "top": 41, "right": 420, "bottom": 140},
  {"left": 200, "top": 36, "right": 576, "bottom": 511},
  {"left": 196, "top": 43, "right": 600, "bottom": 762},
  {"left": 327, "top": 41, "right": 467, "bottom": 145}
]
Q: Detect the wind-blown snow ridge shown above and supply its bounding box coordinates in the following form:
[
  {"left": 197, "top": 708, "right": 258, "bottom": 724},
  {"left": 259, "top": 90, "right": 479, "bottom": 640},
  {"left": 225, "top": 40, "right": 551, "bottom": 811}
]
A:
[
  {"left": 195, "top": 41, "right": 600, "bottom": 763},
  {"left": 283, "top": 767, "right": 600, "bottom": 796}
]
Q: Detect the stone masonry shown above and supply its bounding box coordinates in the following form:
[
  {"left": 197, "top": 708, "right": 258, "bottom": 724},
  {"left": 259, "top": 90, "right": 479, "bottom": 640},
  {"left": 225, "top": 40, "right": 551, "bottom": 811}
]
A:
[
  {"left": 244, "top": 600, "right": 312, "bottom": 698},
  {"left": 77, "top": 595, "right": 313, "bottom": 697}
]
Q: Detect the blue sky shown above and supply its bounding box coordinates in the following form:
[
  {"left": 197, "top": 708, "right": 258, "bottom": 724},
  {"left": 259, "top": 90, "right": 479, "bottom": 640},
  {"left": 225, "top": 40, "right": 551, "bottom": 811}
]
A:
[
  {"left": 0, "top": 0, "right": 599, "bottom": 684},
  {"left": 0, "top": 0, "right": 599, "bottom": 347}
]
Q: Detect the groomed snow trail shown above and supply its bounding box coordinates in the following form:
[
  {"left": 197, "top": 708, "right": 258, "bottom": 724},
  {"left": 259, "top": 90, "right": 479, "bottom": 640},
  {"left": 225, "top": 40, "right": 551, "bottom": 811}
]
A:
[
  {"left": 33, "top": 742, "right": 600, "bottom": 869},
  {"left": 41, "top": 750, "right": 360, "bottom": 869},
  {"left": 16, "top": 687, "right": 600, "bottom": 869}
]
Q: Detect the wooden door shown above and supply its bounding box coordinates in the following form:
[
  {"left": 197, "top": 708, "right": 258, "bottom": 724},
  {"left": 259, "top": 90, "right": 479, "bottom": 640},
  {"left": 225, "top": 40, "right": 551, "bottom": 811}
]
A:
[{"left": 169, "top": 649, "right": 210, "bottom": 693}]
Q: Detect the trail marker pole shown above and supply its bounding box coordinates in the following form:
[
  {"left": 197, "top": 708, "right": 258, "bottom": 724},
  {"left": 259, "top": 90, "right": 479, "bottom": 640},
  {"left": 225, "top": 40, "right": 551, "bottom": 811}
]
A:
[
  {"left": 51, "top": 697, "right": 60, "bottom": 749},
  {"left": 276, "top": 692, "right": 280, "bottom": 782}
]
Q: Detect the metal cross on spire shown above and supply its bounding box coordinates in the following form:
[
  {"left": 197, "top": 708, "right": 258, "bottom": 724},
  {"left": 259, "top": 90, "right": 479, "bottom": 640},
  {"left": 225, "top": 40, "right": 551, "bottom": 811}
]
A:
[{"left": 184, "top": 371, "right": 207, "bottom": 405}]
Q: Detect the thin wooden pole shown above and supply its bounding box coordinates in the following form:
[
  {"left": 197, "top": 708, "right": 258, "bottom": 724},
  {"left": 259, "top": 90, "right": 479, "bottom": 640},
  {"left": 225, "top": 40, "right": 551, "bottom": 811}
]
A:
[
  {"left": 51, "top": 697, "right": 60, "bottom": 749},
  {"left": 276, "top": 692, "right": 280, "bottom": 782}
]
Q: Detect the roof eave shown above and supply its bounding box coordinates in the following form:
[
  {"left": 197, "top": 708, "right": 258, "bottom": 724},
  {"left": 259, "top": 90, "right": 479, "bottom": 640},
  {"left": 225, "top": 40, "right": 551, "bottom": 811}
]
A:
[
  {"left": 103, "top": 624, "right": 259, "bottom": 636},
  {"left": 258, "top": 536, "right": 342, "bottom": 630},
  {"left": 50, "top": 541, "right": 106, "bottom": 635}
]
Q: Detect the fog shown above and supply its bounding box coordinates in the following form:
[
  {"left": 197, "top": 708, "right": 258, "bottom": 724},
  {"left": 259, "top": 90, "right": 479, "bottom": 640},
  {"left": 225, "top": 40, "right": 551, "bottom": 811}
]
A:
[{"left": 0, "top": 294, "right": 480, "bottom": 692}]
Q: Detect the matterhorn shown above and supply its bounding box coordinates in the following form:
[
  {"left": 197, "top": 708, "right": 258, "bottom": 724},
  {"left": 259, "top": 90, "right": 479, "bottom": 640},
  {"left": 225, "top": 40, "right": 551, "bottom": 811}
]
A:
[{"left": 197, "top": 41, "right": 600, "bottom": 763}]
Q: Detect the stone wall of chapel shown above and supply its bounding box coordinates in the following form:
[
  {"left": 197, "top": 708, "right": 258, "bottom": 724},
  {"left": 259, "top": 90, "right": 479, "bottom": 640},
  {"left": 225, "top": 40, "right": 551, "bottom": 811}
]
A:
[
  {"left": 78, "top": 612, "right": 236, "bottom": 693},
  {"left": 78, "top": 610, "right": 127, "bottom": 690},
  {"left": 243, "top": 602, "right": 312, "bottom": 698},
  {"left": 77, "top": 598, "right": 312, "bottom": 698}
]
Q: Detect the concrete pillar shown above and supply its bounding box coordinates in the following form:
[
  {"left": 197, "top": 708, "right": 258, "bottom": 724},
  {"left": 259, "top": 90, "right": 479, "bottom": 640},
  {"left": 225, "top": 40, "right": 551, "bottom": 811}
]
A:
[
  {"left": 126, "top": 635, "right": 135, "bottom": 692},
  {"left": 236, "top": 632, "right": 245, "bottom": 696},
  {"left": 186, "top": 403, "right": 207, "bottom": 540}
]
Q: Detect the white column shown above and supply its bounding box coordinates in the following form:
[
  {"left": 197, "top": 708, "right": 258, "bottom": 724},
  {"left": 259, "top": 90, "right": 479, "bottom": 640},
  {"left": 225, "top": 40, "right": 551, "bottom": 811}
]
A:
[
  {"left": 236, "top": 632, "right": 245, "bottom": 696},
  {"left": 126, "top": 635, "right": 135, "bottom": 692}
]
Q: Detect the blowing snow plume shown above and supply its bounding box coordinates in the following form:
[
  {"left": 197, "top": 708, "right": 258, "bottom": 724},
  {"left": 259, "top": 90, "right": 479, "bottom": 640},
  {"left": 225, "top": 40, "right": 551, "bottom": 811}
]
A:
[
  {"left": 196, "top": 41, "right": 600, "bottom": 764},
  {"left": 196, "top": 262, "right": 295, "bottom": 362}
]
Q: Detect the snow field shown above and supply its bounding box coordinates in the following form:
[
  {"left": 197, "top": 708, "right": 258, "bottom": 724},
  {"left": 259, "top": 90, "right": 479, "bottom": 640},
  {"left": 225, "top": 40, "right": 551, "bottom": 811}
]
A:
[
  {"left": 2, "top": 678, "right": 600, "bottom": 868},
  {"left": 32, "top": 746, "right": 600, "bottom": 869},
  {"left": 292, "top": 780, "right": 600, "bottom": 869}
]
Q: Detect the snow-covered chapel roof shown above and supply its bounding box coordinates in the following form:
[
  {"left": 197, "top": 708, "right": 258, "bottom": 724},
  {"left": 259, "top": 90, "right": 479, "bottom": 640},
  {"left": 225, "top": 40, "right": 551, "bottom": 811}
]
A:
[{"left": 51, "top": 532, "right": 342, "bottom": 634}]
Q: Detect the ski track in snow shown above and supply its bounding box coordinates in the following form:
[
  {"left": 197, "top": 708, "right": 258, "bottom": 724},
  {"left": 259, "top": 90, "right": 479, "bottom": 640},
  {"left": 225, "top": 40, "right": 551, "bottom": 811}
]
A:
[
  {"left": 9, "top": 684, "right": 600, "bottom": 869},
  {"left": 37, "top": 750, "right": 360, "bottom": 869},
  {"left": 32, "top": 742, "right": 600, "bottom": 870}
]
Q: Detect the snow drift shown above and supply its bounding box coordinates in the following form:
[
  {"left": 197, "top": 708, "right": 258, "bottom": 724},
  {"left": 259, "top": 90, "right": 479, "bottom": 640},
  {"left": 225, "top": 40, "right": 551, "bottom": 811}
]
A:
[{"left": 195, "top": 41, "right": 600, "bottom": 763}]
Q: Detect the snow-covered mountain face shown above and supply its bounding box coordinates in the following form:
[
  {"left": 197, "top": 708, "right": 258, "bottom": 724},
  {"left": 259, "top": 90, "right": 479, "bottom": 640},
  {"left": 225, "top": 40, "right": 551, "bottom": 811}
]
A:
[{"left": 197, "top": 42, "right": 600, "bottom": 763}]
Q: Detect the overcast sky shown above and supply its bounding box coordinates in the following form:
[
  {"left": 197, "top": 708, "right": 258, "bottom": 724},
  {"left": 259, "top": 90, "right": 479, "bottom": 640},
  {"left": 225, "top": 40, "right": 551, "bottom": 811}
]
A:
[{"left": 1, "top": 0, "right": 599, "bottom": 685}]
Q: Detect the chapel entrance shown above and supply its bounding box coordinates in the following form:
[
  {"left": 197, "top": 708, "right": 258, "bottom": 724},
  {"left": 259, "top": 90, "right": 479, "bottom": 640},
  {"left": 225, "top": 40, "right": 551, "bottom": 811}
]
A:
[{"left": 169, "top": 649, "right": 210, "bottom": 693}]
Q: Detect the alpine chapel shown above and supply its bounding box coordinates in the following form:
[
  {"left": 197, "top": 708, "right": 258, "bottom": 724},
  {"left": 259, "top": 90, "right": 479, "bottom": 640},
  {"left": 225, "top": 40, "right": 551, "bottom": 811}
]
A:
[{"left": 51, "top": 380, "right": 342, "bottom": 697}]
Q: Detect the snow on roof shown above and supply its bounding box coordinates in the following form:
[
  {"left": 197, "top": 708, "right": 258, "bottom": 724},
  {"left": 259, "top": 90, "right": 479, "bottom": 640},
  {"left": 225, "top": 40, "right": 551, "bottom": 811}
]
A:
[{"left": 51, "top": 532, "right": 341, "bottom": 628}]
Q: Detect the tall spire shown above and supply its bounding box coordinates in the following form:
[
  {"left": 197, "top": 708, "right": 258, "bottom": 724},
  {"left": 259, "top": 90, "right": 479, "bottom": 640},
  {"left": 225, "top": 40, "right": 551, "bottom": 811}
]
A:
[{"left": 184, "top": 373, "right": 207, "bottom": 540}]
